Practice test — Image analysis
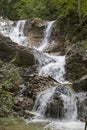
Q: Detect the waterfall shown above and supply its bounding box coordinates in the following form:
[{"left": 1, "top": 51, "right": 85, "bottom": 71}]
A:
[
  {"left": 61, "top": 91, "right": 77, "bottom": 120},
  {"left": 0, "top": 18, "right": 29, "bottom": 46},
  {"left": 9, "top": 20, "right": 29, "bottom": 46},
  {"left": 0, "top": 18, "right": 86, "bottom": 130},
  {"left": 31, "top": 19, "right": 86, "bottom": 130},
  {"left": 39, "top": 55, "right": 66, "bottom": 83},
  {"left": 33, "top": 87, "right": 56, "bottom": 115},
  {"left": 38, "top": 21, "right": 55, "bottom": 51}
]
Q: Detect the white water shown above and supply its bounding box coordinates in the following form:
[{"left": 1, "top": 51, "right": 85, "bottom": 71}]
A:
[
  {"left": 39, "top": 55, "right": 66, "bottom": 83},
  {"left": 0, "top": 18, "right": 86, "bottom": 130},
  {"left": 0, "top": 18, "right": 29, "bottom": 46},
  {"left": 38, "top": 21, "right": 55, "bottom": 51},
  {"left": 61, "top": 92, "right": 77, "bottom": 120},
  {"left": 45, "top": 121, "right": 84, "bottom": 130},
  {"left": 9, "top": 20, "right": 29, "bottom": 46},
  {"left": 33, "top": 87, "right": 56, "bottom": 115}
]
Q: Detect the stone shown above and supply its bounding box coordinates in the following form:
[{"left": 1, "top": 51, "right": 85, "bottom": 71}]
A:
[
  {"left": 0, "top": 35, "right": 35, "bottom": 66},
  {"left": 13, "top": 97, "right": 34, "bottom": 117},
  {"left": 24, "top": 19, "right": 45, "bottom": 48},
  {"left": 73, "top": 75, "right": 87, "bottom": 92},
  {"left": 65, "top": 41, "right": 87, "bottom": 82}
]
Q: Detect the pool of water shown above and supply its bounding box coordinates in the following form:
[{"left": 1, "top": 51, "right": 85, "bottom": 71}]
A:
[
  {"left": 0, "top": 117, "right": 50, "bottom": 130},
  {"left": 0, "top": 117, "right": 85, "bottom": 130}
]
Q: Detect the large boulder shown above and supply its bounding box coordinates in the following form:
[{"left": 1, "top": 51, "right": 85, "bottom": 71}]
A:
[
  {"left": 73, "top": 75, "right": 87, "bottom": 92},
  {"left": 0, "top": 35, "right": 35, "bottom": 66},
  {"left": 24, "top": 18, "right": 45, "bottom": 48},
  {"left": 20, "top": 74, "right": 58, "bottom": 101}
]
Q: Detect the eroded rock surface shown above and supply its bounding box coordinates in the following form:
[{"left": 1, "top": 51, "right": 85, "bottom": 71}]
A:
[{"left": 0, "top": 35, "right": 35, "bottom": 66}]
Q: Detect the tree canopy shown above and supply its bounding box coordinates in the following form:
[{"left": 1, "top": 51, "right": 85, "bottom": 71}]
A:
[{"left": 0, "top": 0, "right": 87, "bottom": 21}]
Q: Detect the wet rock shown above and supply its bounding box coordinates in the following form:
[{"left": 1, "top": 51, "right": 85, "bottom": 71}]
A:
[
  {"left": 0, "top": 35, "right": 35, "bottom": 66},
  {"left": 73, "top": 75, "right": 87, "bottom": 92},
  {"left": 22, "top": 74, "right": 58, "bottom": 100},
  {"left": 65, "top": 41, "right": 87, "bottom": 82},
  {"left": 23, "top": 65, "right": 38, "bottom": 79},
  {"left": 45, "top": 86, "right": 70, "bottom": 119},
  {"left": 24, "top": 110, "right": 35, "bottom": 119},
  {"left": 76, "top": 93, "right": 87, "bottom": 120},
  {"left": 13, "top": 97, "right": 34, "bottom": 117},
  {"left": 24, "top": 18, "right": 45, "bottom": 47}
]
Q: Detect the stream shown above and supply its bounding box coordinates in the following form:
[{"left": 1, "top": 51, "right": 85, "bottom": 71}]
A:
[{"left": 0, "top": 17, "right": 86, "bottom": 130}]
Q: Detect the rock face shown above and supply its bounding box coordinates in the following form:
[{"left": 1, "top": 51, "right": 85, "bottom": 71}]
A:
[
  {"left": 46, "top": 15, "right": 79, "bottom": 54},
  {"left": 73, "top": 75, "right": 87, "bottom": 92},
  {"left": 21, "top": 74, "right": 58, "bottom": 101},
  {"left": 13, "top": 96, "right": 34, "bottom": 118},
  {"left": 65, "top": 41, "right": 87, "bottom": 91},
  {"left": 65, "top": 42, "right": 87, "bottom": 81},
  {"left": 0, "top": 35, "right": 35, "bottom": 66},
  {"left": 24, "top": 18, "right": 45, "bottom": 47},
  {"left": 76, "top": 93, "right": 87, "bottom": 120}
]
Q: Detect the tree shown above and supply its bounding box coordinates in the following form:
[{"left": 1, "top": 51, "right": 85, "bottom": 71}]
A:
[{"left": 0, "top": 0, "right": 87, "bottom": 21}]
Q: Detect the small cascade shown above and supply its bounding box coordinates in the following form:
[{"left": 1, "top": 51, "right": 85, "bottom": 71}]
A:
[
  {"left": 33, "top": 85, "right": 78, "bottom": 121},
  {"left": 0, "top": 18, "right": 13, "bottom": 36},
  {"left": 61, "top": 91, "right": 77, "bottom": 120},
  {"left": 39, "top": 55, "right": 66, "bottom": 84},
  {"left": 9, "top": 20, "right": 29, "bottom": 46},
  {"left": 33, "top": 87, "right": 56, "bottom": 115},
  {"left": 0, "top": 18, "right": 29, "bottom": 46},
  {"left": 38, "top": 21, "right": 55, "bottom": 51}
]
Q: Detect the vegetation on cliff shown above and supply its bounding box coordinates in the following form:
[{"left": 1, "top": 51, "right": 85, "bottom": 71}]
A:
[{"left": 0, "top": 0, "right": 87, "bottom": 21}]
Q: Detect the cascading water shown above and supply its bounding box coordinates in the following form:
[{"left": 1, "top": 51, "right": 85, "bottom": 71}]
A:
[
  {"left": 0, "top": 18, "right": 29, "bottom": 46},
  {"left": 9, "top": 20, "right": 29, "bottom": 46},
  {"left": 33, "top": 87, "right": 56, "bottom": 115},
  {"left": 38, "top": 21, "right": 55, "bottom": 51},
  {"left": 0, "top": 17, "right": 86, "bottom": 130},
  {"left": 39, "top": 55, "right": 66, "bottom": 83},
  {"left": 32, "top": 20, "right": 86, "bottom": 130}
]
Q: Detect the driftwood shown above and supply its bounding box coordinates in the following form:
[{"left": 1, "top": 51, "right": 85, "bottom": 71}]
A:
[{"left": 0, "top": 35, "right": 35, "bottom": 66}]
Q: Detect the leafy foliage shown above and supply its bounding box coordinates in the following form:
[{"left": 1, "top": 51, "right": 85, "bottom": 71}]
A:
[
  {"left": 0, "top": 0, "right": 87, "bottom": 21},
  {"left": 0, "top": 62, "right": 22, "bottom": 110},
  {"left": 0, "top": 90, "right": 14, "bottom": 109}
]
